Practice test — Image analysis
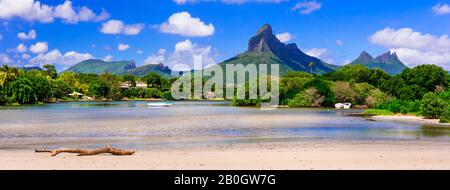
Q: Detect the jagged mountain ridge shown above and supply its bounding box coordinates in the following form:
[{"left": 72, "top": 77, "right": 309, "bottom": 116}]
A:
[{"left": 350, "top": 51, "right": 408, "bottom": 75}]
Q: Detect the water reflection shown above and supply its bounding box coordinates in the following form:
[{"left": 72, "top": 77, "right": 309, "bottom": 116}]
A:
[{"left": 0, "top": 101, "right": 449, "bottom": 149}]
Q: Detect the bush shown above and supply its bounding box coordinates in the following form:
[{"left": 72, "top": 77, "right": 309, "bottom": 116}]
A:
[
  {"left": 440, "top": 108, "right": 450, "bottom": 123},
  {"left": 288, "top": 87, "right": 324, "bottom": 107},
  {"left": 142, "top": 88, "right": 161, "bottom": 98},
  {"left": 362, "top": 109, "right": 395, "bottom": 116},
  {"left": 422, "top": 92, "right": 448, "bottom": 119},
  {"left": 332, "top": 82, "right": 357, "bottom": 104}
]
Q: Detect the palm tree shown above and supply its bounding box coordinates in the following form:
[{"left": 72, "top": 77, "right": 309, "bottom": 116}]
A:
[
  {"left": 0, "top": 65, "right": 18, "bottom": 87},
  {"left": 309, "top": 62, "right": 316, "bottom": 74}
]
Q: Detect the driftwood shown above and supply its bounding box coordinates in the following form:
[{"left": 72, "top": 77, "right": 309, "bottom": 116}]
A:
[{"left": 35, "top": 146, "right": 135, "bottom": 156}]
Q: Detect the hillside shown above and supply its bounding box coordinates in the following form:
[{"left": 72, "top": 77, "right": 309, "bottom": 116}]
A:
[
  {"left": 65, "top": 59, "right": 136, "bottom": 75},
  {"left": 350, "top": 51, "right": 408, "bottom": 75},
  {"left": 216, "top": 24, "right": 338, "bottom": 75},
  {"left": 123, "top": 63, "right": 172, "bottom": 77}
]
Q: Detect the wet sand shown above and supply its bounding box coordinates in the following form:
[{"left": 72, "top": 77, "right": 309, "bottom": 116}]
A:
[
  {"left": 372, "top": 115, "right": 450, "bottom": 126},
  {"left": 1, "top": 140, "right": 450, "bottom": 170}
]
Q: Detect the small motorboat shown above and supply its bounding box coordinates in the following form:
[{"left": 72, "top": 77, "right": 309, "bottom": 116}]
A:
[
  {"left": 335, "top": 103, "right": 352, "bottom": 109},
  {"left": 146, "top": 102, "right": 173, "bottom": 107}
]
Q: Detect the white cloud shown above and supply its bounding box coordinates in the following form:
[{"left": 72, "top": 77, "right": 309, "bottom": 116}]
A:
[
  {"left": 100, "top": 20, "right": 145, "bottom": 35},
  {"left": 143, "top": 40, "right": 217, "bottom": 70},
  {"left": 0, "top": 0, "right": 107, "bottom": 23},
  {"left": 22, "top": 54, "right": 31, "bottom": 60},
  {"left": 306, "top": 48, "right": 334, "bottom": 63},
  {"left": 174, "top": 0, "right": 286, "bottom": 4},
  {"left": 175, "top": 39, "right": 194, "bottom": 52},
  {"left": 118, "top": 43, "right": 130, "bottom": 51},
  {"left": 54, "top": 0, "right": 109, "bottom": 24},
  {"left": 17, "top": 29, "right": 37, "bottom": 40},
  {"left": 432, "top": 3, "right": 450, "bottom": 15},
  {"left": 29, "top": 42, "right": 48, "bottom": 54},
  {"left": 276, "top": 32, "right": 293, "bottom": 43},
  {"left": 29, "top": 49, "right": 94, "bottom": 68},
  {"left": 144, "top": 49, "right": 166, "bottom": 65},
  {"left": 103, "top": 55, "right": 114, "bottom": 62},
  {"left": 0, "top": 54, "right": 13, "bottom": 64},
  {"left": 136, "top": 50, "right": 143, "bottom": 54},
  {"left": 336, "top": 39, "right": 344, "bottom": 46},
  {"left": 292, "top": 1, "right": 322, "bottom": 14},
  {"left": 370, "top": 27, "right": 450, "bottom": 70},
  {"left": 16, "top": 44, "right": 27, "bottom": 53},
  {"left": 0, "top": 34, "right": 2, "bottom": 40},
  {"left": 159, "top": 12, "right": 214, "bottom": 37}
]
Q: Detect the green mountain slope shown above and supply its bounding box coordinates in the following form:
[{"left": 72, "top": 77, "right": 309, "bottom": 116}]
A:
[
  {"left": 65, "top": 59, "right": 136, "bottom": 75},
  {"left": 350, "top": 51, "right": 408, "bottom": 75},
  {"left": 123, "top": 63, "right": 172, "bottom": 77},
  {"left": 217, "top": 24, "right": 338, "bottom": 75}
]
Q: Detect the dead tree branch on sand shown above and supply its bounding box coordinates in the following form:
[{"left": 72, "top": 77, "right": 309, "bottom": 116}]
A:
[{"left": 35, "top": 146, "right": 135, "bottom": 156}]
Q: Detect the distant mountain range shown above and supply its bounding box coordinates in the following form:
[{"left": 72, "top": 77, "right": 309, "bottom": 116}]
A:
[
  {"left": 349, "top": 51, "right": 408, "bottom": 75},
  {"left": 64, "top": 59, "right": 171, "bottom": 76},
  {"left": 65, "top": 59, "right": 136, "bottom": 75},
  {"left": 63, "top": 24, "right": 415, "bottom": 77},
  {"left": 217, "top": 24, "right": 338, "bottom": 75}
]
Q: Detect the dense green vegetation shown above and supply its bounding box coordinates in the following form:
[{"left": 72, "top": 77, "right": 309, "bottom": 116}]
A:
[
  {"left": 0, "top": 65, "right": 174, "bottom": 106},
  {"left": 233, "top": 64, "right": 450, "bottom": 123},
  {"left": 2, "top": 62, "right": 450, "bottom": 123},
  {"left": 362, "top": 109, "right": 395, "bottom": 116}
]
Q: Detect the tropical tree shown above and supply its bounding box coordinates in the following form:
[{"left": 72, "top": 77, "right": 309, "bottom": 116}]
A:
[
  {"left": 43, "top": 64, "right": 58, "bottom": 79},
  {"left": 422, "top": 92, "right": 448, "bottom": 119},
  {"left": 309, "top": 62, "right": 316, "bottom": 74},
  {"left": 7, "top": 77, "right": 36, "bottom": 104}
]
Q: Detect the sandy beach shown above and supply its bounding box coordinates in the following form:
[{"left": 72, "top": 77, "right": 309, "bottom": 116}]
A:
[
  {"left": 371, "top": 115, "right": 450, "bottom": 126},
  {"left": 1, "top": 140, "right": 450, "bottom": 170}
]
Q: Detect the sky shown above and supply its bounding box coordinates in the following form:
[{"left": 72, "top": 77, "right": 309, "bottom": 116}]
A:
[{"left": 0, "top": 0, "right": 450, "bottom": 71}]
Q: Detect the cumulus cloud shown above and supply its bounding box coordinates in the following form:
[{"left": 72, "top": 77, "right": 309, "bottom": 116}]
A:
[
  {"left": 22, "top": 54, "right": 31, "bottom": 60},
  {"left": 292, "top": 1, "right": 322, "bottom": 14},
  {"left": 173, "top": 0, "right": 286, "bottom": 4},
  {"left": 432, "top": 3, "right": 450, "bottom": 15},
  {"left": 144, "top": 49, "right": 166, "bottom": 65},
  {"left": 306, "top": 48, "right": 334, "bottom": 63},
  {"left": 336, "top": 39, "right": 344, "bottom": 46},
  {"left": 136, "top": 50, "right": 143, "bottom": 54},
  {"left": 0, "top": 0, "right": 108, "bottom": 23},
  {"left": 276, "top": 32, "right": 293, "bottom": 43},
  {"left": 29, "top": 42, "right": 48, "bottom": 54},
  {"left": 29, "top": 49, "right": 94, "bottom": 69},
  {"left": 0, "top": 54, "right": 13, "bottom": 65},
  {"left": 159, "top": 12, "right": 214, "bottom": 37},
  {"left": 17, "top": 29, "right": 37, "bottom": 40},
  {"left": 54, "top": 0, "right": 109, "bottom": 24},
  {"left": 143, "top": 40, "right": 217, "bottom": 70},
  {"left": 16, "top": 44, "right": 27, "bottom": 53},
  {"left": 370, "top": 27, "right": 450, "bottom": 70},
  {"left": 117, "top": 43, "right": 130, "bottom": 51},
  {"left": 103, "top": 55, "right": 114, "bottom": 62},
  {"left": 100, "top": 20, "right": 145, "bottom": 35}
]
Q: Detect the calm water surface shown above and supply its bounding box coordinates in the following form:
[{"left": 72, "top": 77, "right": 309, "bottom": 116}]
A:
[{"left": 0, "top": 101, "right": 449, "bottom": 150}]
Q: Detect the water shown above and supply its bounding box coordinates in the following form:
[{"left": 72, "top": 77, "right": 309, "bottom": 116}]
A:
[{"left": 0, "top": 101, "right": 449, "bottom": 150}]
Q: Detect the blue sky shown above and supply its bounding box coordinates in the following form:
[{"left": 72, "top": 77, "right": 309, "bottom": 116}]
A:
[{"left": 1, "top": 0, "right": 450, "bottom": 71}]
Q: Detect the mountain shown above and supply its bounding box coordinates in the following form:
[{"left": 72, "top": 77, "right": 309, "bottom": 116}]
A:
[
  {"left": 18, "top": 66, "right": 43, "bottom": 71},
  {"left": 350, "top": 51, "right": 408, "bottom": 75},
  {"left": 217, "top": 24, "right": 338, "bottom": 75},
  {"left": 124, "top": 63, "right": 172, "bottom": 77},
  {"left": 65, "top": 59, "right": 136, "bottom": 75}
]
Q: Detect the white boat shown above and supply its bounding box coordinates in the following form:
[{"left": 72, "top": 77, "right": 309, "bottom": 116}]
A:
[
  {"left": 335, "top": 103, "right": 352, "bottom": 109},
  {"left": 146, "top": 102, "right": 172, "bottom": 107}
]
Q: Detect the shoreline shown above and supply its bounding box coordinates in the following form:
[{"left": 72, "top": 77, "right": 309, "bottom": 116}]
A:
[
  {"left": 1, "top": 140, "right": 449, "bottom": 170},
  {"left": 370, "top": 115, "right": 450, "bottom": 126}
]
